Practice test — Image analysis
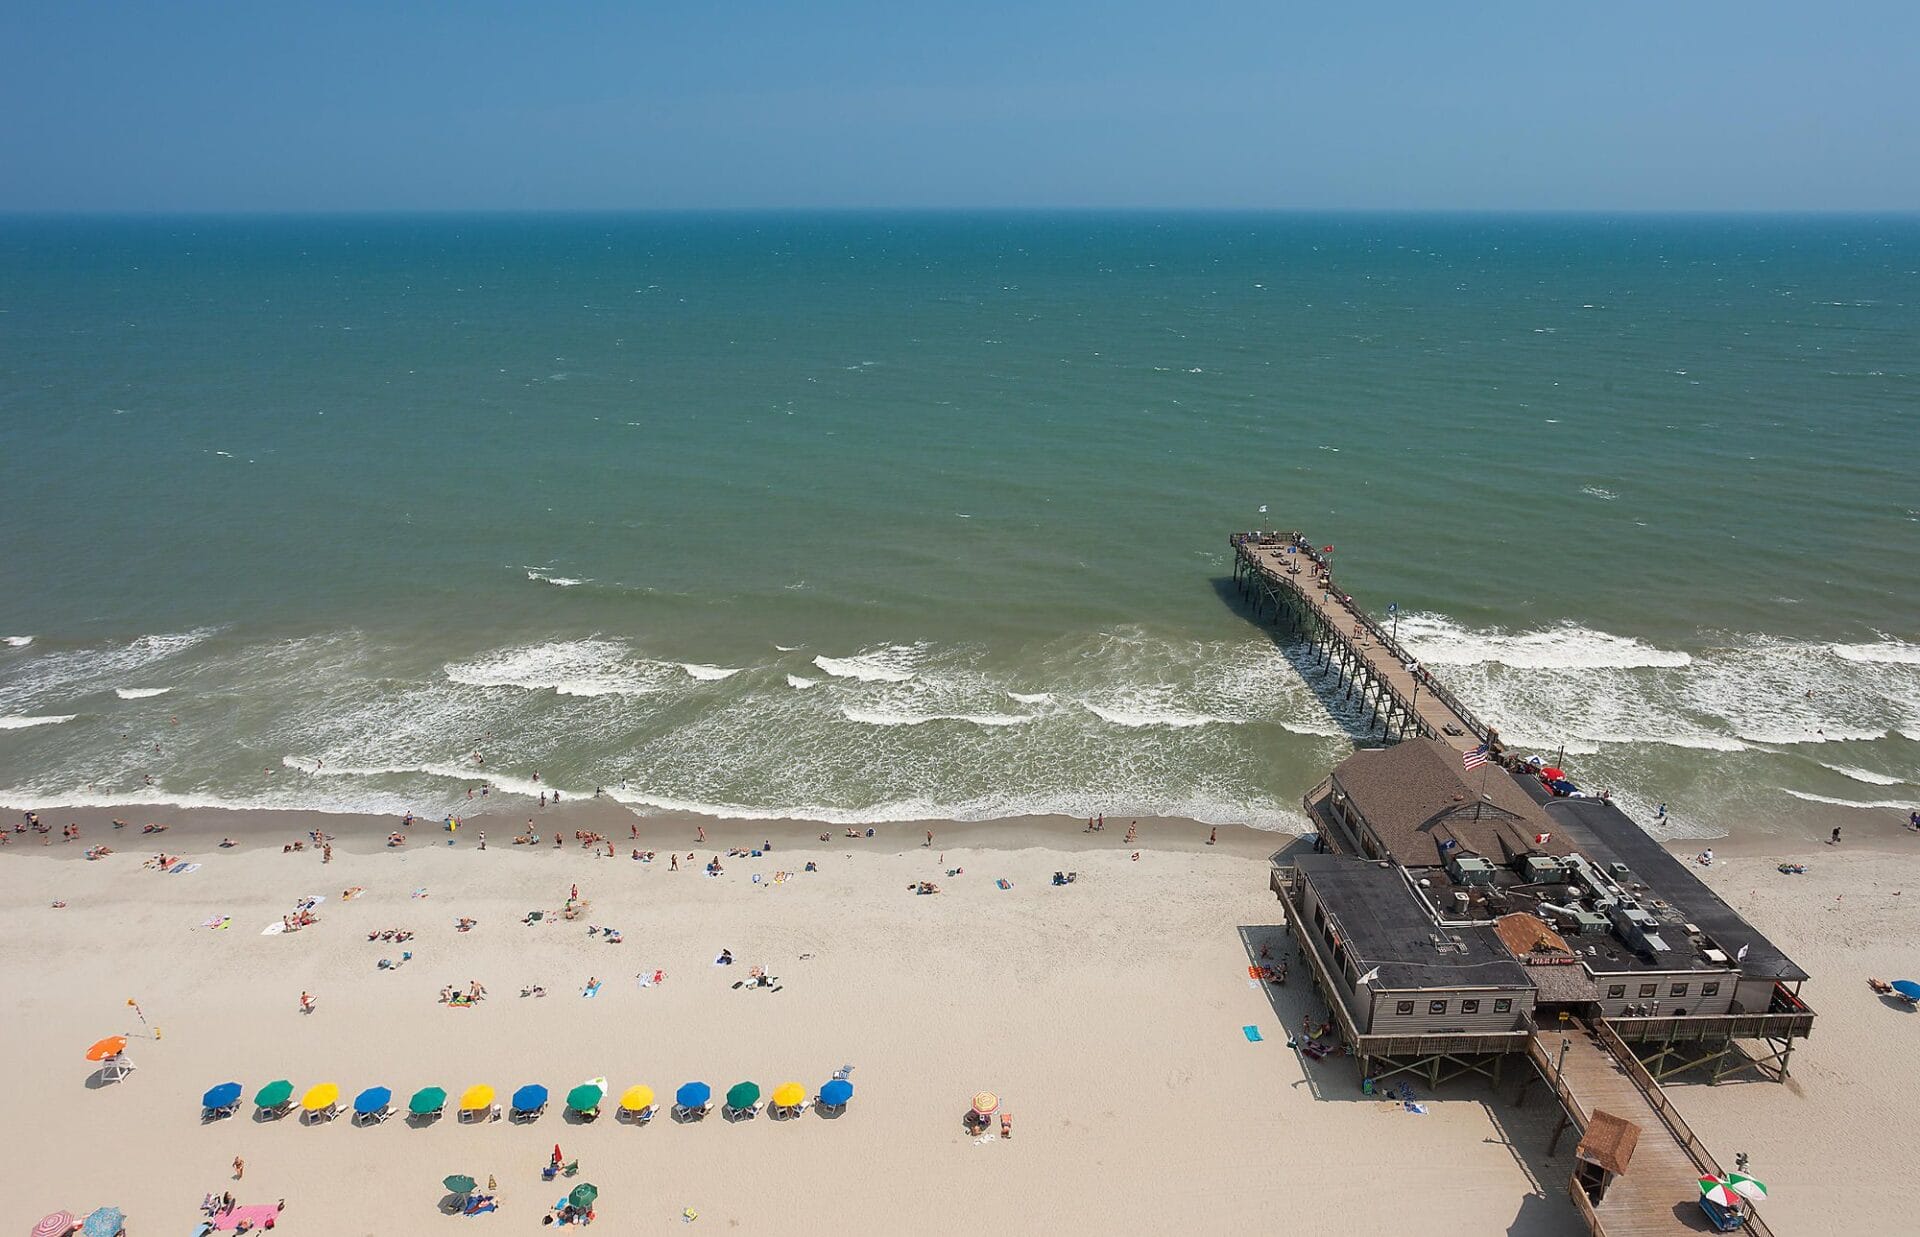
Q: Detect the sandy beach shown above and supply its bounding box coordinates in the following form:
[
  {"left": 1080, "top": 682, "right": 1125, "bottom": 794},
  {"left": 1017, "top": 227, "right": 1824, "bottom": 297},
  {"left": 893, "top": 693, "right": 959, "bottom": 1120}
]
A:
[{"left": 3, "top": 803, "right": 1916, "bottom": 1234}]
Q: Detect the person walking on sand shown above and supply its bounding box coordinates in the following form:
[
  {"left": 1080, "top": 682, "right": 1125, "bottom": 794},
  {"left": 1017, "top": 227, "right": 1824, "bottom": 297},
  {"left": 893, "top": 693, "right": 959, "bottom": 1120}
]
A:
[
  {"left": 299, "top": 991, "right": 314, "bottom": 1014},
  {"left": 1125, "top": 822, "right": 1138, "bottom": 845},
  {"left": 478, "top": 831, "right": 486, "bottom": 851},
  {"left": 925, "top": 829, "right": 933, "bottom": 847},
  {"left": 670, "top": 853, "right": 679, "bottom": 871},
  {"left": 1832, "top": 827, "right": 1842, "bottom": 845},
  {"left": 233, "top": 1156, "right": 245, "bottom": 1180},
  {"left": 697, "top": 825, "right": 707, "bottom": 843},
  {"left": 1208, "top": 827, "right": 1217, "bottom": 845}
]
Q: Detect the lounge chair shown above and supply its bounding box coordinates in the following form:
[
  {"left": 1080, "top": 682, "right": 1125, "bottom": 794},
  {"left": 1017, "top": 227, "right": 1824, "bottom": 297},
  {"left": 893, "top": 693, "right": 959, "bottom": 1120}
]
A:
[
  {"left": 618, "top": 1104, "right": 655, "bottom": 1124},
  {"left": 672, "top": 1101, "right": 710, "bottom": 1121}
]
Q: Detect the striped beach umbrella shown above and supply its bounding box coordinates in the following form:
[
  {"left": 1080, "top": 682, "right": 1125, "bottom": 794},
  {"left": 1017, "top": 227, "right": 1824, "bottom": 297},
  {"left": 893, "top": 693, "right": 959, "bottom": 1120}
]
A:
[
  {"left": 1727, "top": 1173, "right": 1769, "bottom": 1202},
  {"left": 32, "top": 1212, "right": 75, "bottom": 1237},
  {"left": 1699, "top": 1177, "right": 1743, "bottom": 1208},
  {"left": 971, "top": 1091, "right": 999, "bottom": 1116}
]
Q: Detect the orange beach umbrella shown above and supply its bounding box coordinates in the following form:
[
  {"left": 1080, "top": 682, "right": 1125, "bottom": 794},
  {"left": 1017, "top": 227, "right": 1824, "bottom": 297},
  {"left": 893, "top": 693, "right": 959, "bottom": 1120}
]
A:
[
  {"left": 85, "top": 1036, "right": 128, "bottom": 1061},
  {"left": 971, "top": 1091, "right": 999, "bottom": 1116}
]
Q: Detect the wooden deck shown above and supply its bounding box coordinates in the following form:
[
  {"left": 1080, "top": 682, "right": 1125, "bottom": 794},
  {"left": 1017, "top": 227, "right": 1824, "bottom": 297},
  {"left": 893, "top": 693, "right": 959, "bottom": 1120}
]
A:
[
  {"left": 1233, "top": 534, "right": 1488, "bottom": 750},
  {"left": 1530, "top": 1025, "right": 1775, "bottom": 1236}
]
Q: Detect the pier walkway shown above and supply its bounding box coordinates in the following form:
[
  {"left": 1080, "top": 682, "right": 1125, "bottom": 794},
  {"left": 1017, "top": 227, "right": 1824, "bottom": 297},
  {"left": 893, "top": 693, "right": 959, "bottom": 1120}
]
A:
[
  {"left": 1230, "top": 533, "right": 1490, "bottom": 750},
  {"left": 1528, "top": 1023, "right": 1775, "bottom": 1236}
]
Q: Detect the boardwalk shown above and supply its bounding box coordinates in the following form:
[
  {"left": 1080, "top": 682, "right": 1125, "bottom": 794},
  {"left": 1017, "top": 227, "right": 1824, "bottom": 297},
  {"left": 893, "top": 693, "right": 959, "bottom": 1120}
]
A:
[
  {"left": 1232, "top": 534, "right": 1489, "bottom": 751},
  {"left": 1529, "top": 1026, "right": 1774, "bottom": 1236}
]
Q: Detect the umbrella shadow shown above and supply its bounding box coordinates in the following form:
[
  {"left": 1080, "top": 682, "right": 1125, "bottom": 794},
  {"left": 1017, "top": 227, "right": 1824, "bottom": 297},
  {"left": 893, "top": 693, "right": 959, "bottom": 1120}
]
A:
[
  {"left": 669, "top": 1106, "right": 709, "bottom": 1124},
  {"left": 561, "top": 1108, "right": 602, "bottom": 1125},
  {"left": 83, "top": 1069, "right": 120, "bottom": 1090},
  {"left": 814, "top": 1104, "right": 847, "bottom": 1120},
  {"left": 1876, "top": 994, "right": 1918, "bottom": 1013}
]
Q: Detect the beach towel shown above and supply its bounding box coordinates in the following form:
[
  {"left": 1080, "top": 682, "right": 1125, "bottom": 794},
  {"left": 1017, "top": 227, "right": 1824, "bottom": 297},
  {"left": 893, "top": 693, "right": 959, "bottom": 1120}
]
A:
[
  {"left": 170, "top": 862, "right": 201, "bottom": 875},
  {"left": 411, "top": 887, "right": 428, "bottom": 898},
  {"left": 201, "top": 914, "right": 228, "bottom": 929},
  {"left": 637, "top": 969, "right": 665, "bottom": 987},
  {"left": 581, "top": 982, "right": 602, "bottom": 998},
  {"left": 683, "top": 1208, "right": 699, "bottom": 1223},
  {"left": 261, "top": 922, "right": 285, "bottom": 936},
  {"left": 212, "top": 1204, "right": 279, "bottom": 1230},
  {"left": 1242, "top": 1025, "right": 1263, "bottom": 1042},
  {"left": 1404, "top": 1101, "right": 1428, "bottom": 1115},
  {"left": 996, "top": 879, "right": 1012, "bottom": 890}
]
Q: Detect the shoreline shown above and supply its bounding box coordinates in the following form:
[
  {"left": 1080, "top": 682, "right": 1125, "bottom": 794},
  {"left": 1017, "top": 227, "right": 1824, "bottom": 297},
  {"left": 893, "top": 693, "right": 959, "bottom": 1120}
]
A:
[{"left": 5, "top": 791, "right": 1914, "bottom": 866}]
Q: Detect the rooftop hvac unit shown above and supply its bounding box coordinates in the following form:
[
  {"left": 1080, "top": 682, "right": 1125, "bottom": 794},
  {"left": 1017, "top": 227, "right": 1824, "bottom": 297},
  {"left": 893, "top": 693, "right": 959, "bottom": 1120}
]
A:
[
  {"left": 1609, "top": 862, "right": 1634, "bottom": 880},
  {"left": 1520, "top": 854, "right": 1570, "bottom": 882},
  {"left": 1701, "top": 948, "right": 1730, "bottom": 965},
  {"left": 1447, "top": 855, "right": 1496, "bottom": 886},
  {"left": 1568, "top": 911, "right": 1610, "bottom": 936}
]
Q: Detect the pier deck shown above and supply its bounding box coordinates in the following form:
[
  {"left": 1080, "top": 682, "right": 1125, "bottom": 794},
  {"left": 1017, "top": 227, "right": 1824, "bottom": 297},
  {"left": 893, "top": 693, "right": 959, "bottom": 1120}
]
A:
[
  {"left": 1530, "top": 1023, "right": 1775, "bottom": 1236},
  {"left": 1231, "top": 534, "right": 1489, "bottom": 750}
]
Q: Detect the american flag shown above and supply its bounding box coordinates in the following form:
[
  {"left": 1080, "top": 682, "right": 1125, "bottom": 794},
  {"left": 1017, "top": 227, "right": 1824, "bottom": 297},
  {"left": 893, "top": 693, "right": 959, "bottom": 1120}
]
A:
[{"left": 1462, "top": 743, "right": 1489, "bottom": 771}]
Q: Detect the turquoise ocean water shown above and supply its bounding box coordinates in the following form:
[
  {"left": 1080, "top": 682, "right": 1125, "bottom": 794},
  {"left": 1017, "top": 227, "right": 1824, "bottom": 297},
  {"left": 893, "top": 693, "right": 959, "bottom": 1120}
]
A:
[{"left": 1, "top": 214, "right": 1916, "bottom": 836}]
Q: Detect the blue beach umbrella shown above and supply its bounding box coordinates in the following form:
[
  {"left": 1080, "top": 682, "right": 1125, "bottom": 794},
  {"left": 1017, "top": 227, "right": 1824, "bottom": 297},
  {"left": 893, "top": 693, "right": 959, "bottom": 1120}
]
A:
[
  {"left": 512, "top": 1083, "right": 549, "bottom": 1112},
  {"left": 819, "top": 1078, "right": 854, "bottom": 1107},
  {"left": 82, "top": 1208, "right": 125, "bottom": 1237},
  {"left": 354, "top": 1086, "right": 393, "bottom": 1116},
  {"left": 676, "top": 1081, "right": 711, "bottom": 1109},
  {"left": 202, "top": 1081, "right": 243, "bottom": 1110},
  {"left": 1892, "top": 980, "right": 1920, "bottom": 1001}
]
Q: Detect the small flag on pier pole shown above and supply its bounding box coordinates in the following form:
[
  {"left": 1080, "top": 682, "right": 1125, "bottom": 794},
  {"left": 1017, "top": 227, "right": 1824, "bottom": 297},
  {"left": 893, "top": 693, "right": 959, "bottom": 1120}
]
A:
[{"left": 1463, "top": 744, "right": 1489, "bottom": 771}]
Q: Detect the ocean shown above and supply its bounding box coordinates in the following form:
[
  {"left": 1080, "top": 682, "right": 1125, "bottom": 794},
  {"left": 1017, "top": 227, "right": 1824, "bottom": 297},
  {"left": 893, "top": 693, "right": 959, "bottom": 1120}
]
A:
[{"left": 1, "top": 213, "right": 1916, "bottom": 837}]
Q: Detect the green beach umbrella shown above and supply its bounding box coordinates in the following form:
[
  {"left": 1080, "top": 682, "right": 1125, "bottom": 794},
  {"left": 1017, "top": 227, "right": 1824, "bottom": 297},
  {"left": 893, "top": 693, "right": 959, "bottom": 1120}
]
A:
[
  {"left": 1728, "top": 1173, "right": 1769, "bottom": 1202},
  {"left": 568, "top": 1183, "right": 598, "bottom": 1210},
  {"left": 254, "top": 1079, "right": 294, "bottom": 1108},
  {"left": 409, "top": 1085, "right": 448, "bottom": 1115},
  {"left": 566, "top": 1082, "right": 604, "bottom": 1112},
  {"left": 443, "top": 1174, "right": 476, "bottom": 1195},
  {"left": 726, "top": 1081, "right": 761, "bottom": 1111}
]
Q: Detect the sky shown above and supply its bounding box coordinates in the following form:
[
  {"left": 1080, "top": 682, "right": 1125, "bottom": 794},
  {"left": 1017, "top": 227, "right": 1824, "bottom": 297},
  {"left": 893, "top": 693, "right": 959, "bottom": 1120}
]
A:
[{"left": 2, "top": 2, "right": 1915, "bottom": 212}]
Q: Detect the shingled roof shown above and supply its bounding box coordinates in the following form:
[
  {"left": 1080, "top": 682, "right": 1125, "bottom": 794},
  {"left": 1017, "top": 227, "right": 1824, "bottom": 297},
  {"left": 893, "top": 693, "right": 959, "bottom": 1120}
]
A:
[
  {"left": 1576, "top": 1110, "right": 1642, "bottom": 1176},
  {"left": 1329, "top": 739, "right": 1565, "bottom": 868},
  {"left": 1494, "top": 912, "right": 1572, "bottom": 960}
]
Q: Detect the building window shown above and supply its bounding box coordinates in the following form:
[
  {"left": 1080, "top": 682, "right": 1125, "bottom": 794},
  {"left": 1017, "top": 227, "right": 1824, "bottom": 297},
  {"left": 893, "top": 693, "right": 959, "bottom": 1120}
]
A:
[
  {"left": 1607, "top": 985, "right": 1625, "bottom": 1000},
  {"left": 1428, "top": 1000, "right": 1447, "bottom": 1016},
  {"left": 1638, "top": 984, "right": 1658, "bottom": 999},
  {"left": 1460, "top": 999, "right": 1480, "bottom": 1014},
  {"left": 1494, "top": 998, "right": 1513, "bottom": 1013},
  {"left": 1669, "top": 982, "right": 1689, "bottom": 998},
  {"left": 1396, "top": 1000, "right": 1414, "bottom": 1016},
  {"left": 1701, "top": 982, "right": 1720, "bottom": 997}
]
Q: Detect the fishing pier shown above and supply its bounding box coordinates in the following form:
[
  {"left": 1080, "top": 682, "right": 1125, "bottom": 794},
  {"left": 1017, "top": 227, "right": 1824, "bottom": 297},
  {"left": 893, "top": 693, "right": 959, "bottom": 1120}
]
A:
[
  {"left": 1229, "top": 533, "right": 1492, "bottom": 751},
  {"left": 1239, "top": 529, "right": 1808, "bottom": 1235}
]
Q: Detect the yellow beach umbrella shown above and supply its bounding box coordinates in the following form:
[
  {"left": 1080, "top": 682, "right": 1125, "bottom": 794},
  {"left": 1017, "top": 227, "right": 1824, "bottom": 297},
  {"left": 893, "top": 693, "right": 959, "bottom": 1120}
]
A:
[
  {"left": 971, "top": 1091, "right": 999, "bottom": 1116},
  {"left": 301, "top": 1082, "right": 340, "bottom": 1112},
  {"left": 460, "top": 1084, "right": 495, "bottom": 1111},
  {"left": 771, "top": 1082, "right": 806, "bottom": 1109},
  {"left": 619, "top": 1084, "right": 655, "bottom": 1112}
]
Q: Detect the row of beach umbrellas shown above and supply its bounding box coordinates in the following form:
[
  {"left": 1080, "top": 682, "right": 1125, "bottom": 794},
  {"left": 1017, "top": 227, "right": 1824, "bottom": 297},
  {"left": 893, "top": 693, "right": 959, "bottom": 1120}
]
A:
[
  {"left": 32, "top": 1208, "right": 123, "bottom": 1237},
  {"left": 1698, "top": 1172, "right": 1769, "bottom": 1207},
  {"left": 206, "top": 1077, "right": 854, "bottom": 1118}
]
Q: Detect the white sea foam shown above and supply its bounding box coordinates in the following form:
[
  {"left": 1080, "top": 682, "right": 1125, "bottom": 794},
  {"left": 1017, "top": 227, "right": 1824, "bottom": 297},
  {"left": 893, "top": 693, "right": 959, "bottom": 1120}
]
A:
[
  {"left": 3, "top": 636, "right": 32, "bottom": 647},
  {"left": 280, "top": 755, "right": 573, "bottom": 801},
  {"left": 1581, "top": 486, "right": 1619, "bottom": 500},
  {"left": 444, "top": 640, "right": 667, "bottom": 697},
  {"left": 841, "top": 708, "right": 1034, "bottom": 728},
  {"left": 678, "top": 663, "right": 742, "bottom": 682},
  {"left": 774, "top": 644, "right": 801, "bottom": 652},
  {"left": 1078, "top": 700, "right": 1225, "bottom": 729},
  {"left": 1397, "top": 614, "right": 1691, "bottom": 669},
  {"left": 786, "top": 675, "right": 819, "bottom": 690},
  {"left": 114, "top": 687, "right": 173, "bottom": 699},
  {"left": 1820, "top": 763, "right": 1907, "bottom": 787},
  {"left": 812, "top": 645, "right": 920, "bottom": 683},
  {"left": 1783, "top": 789, "right": 1916, "bottom": 811},
  {"left": 601, "top": 785, "right": 1306, "bottom": 832},
  {"left": 1007, "top": 692, "right": 1054, "bottom": 705},
  {"left": 1831, "top": 640, "right": 1920, "bottom": 665},
  {"left": 0, "top": 714, "right": 76, "bottom": 729},
  {"left": 525, "top": 569, "right": 588, "bottom": 587}
]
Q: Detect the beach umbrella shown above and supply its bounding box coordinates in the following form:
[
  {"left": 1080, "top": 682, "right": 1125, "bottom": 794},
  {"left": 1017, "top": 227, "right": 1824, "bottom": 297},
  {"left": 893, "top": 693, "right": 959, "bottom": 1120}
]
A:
[
  {"left": 618, "top": 1084, "right": 655, "bottom": 1113},
  {"left": 726, "top": 1082, "right": 761, "bottom": 1111},
  {"left": 566, "top": 1082, "right": 605, "bottom": 1112},
  {"left": 819, "top": 1078, "right": 854, "bottom": 1107},
  {"left": 84, "top": 1036, "right": 127, "bottom": 1062},
  {"left": 567, "top": 1183, "right": 599, "bottom": 1210},
  {"left": 971, "top": 1091, "right": 999, "bottom": 1116},
  {"left": 512, "top": 1084, "right": 549, "bottom": 1112},
  {"left": 1727, "top": 1173, "right": 1769, "bottom": 1202},
  {"left": 771, "top": 1082, "right": 805, "bottom": 1109},
  {"left": 1891, "top": 980, "right": 1920, "bottom": 1001},
  {"left": 459, "top": 1084, "right": 494, "bottom": 1111},
  {"left": 1539, "top": 767, "right": 1567, "bottom": 782},
  {"left": 202, "top": 1081, "right": 243, "bottom": 1110},
  {"left": 409, "top": 1086, "right": 448, "bottom": 1115},
  {"left": 442, "top": 1174, "right": 477, "bottom": 1195},
  {"left": 353, "top": 1086, "right": 393, "bottom": 1116},
  {"left": 302, "top": 1082, "right": 340, "bottom": 1112},
  {"left": 254, "top": 1079, "right": 294, "bottom": 1109},
  {"left": 675, "top": 1082, "right": 711, "bottom": 1109},
  {"left": 31, "top": 1212, "right": 74, "bottom": 1237},
  {"left": 1699, "top": 1177, "right": 1743, "bottom": 1208},
  {"left": 79, "top": 1209, "right": 123, "bottom": 1237}
]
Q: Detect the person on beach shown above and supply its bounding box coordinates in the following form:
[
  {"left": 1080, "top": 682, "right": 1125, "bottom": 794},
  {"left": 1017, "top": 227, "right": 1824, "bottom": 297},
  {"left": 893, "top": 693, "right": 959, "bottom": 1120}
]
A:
[
  {"left": 1832, "top": 827, "right": 1842, "bottom": 845},
  {"left": 233, "top": 1156, "right": 245, "bottom": 1179},
  {"left": 697, "top": 825, "right": 707, "bottom": 843},
  {"left": 670, "top": 853, "right": 679, "bottom": 870},
  {"left": 925, "top": 829, "right": 934, "bottom": 847},
  {"left": 1125, "top": 822, "right": 1138, "bottom": 844},
  {"left": 1208, "top": 827, "right": 1217, "bottom": 845},
  {"left": 299, "top": 991, "right": 314, "bottom": 1013}
]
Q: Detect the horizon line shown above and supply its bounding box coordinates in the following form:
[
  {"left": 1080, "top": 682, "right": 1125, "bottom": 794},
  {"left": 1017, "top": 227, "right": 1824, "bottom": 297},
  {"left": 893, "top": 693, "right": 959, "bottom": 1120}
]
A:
[{"left": 3, "top": 206, "right": 1918, "bottom": 220}]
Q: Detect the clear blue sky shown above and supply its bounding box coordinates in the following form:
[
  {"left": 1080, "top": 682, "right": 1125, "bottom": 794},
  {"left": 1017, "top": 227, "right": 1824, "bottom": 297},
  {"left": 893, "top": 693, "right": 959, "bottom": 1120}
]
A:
[{"left": 3, "top": 1, "right": 1915, "bottom": 211}]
